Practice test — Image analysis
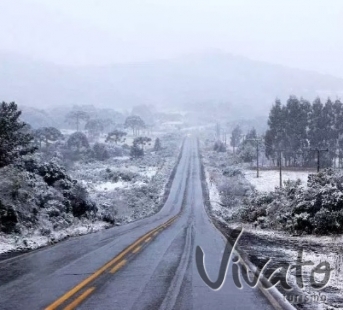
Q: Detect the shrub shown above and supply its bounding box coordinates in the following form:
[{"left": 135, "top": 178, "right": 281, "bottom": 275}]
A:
[
  {"left": 130, "top": 144, "right": 144, "bottom": 158},
  {"left": 92, "top": 143, "right": 110, "bottom": 161},
  {"left": 213, "top": 140, "right": 226, "bottom": 152}
]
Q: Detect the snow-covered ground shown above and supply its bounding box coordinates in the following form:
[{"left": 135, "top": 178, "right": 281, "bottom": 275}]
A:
[
  {"left": 204, "top": 169, "right": 222, "bottom": 212},
  {"left": 200, "top": 138, "right": 343, "bottom": 310},
  {"left": 244, "top": 169, "right": 313, "bottom": 192},
  {"left": 0, "top": 131, "right": 183, "bottom": 256},
  {"left": 77, "top": 132, "right": 183, "bottom": 220},
  {"left": 0, "top": 221, "right": 110, "bottom": 255}
]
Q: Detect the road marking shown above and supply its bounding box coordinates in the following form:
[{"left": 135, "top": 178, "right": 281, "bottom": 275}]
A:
[
  {"left": 132, "top": 246, "right": 141, "bottom": 254},
  {"left": 110, "top": 259, "right": 126, "bottom": 274},
  {"left": 45, "top": 214, "right": 179, "bottom": 310},
  {"left": 63, "top": 287, "right": 95, "bottom": 310}
]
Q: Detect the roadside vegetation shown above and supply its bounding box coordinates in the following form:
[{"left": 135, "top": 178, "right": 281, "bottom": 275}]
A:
[{"left": 0, "top": 102, "right": 183, "bottom": 254}]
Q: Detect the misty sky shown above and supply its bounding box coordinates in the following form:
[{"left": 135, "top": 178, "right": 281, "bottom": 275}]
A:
[{"left": 1, "top": 0, "right": 343, "bottom": 77}]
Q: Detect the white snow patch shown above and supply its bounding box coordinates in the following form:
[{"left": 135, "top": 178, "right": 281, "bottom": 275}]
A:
[
  {"left": 0, "top": 221, "right": 111, "bottom": 255},
  {"left": 94, "top": 181, "right": 126, "bottom": 191},
  {"left": 205, "top": 168, "right": 222, "bottom": 211},
  {"left": 244, "top": 169, "right": 312, "bottom": 192}
]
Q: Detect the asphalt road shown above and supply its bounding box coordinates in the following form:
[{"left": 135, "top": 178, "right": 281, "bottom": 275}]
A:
[{"left": 0, "top": 136, "right": 275, "bottom": 310}]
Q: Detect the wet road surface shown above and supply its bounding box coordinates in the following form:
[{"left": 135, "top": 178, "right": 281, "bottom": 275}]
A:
[{"left": 0, "top": 137, "right": 275, "bottom": 310}]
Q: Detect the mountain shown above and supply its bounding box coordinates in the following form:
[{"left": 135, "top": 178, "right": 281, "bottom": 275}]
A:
[{"left": 1, "top": 52, "right": 343, "bottom": 117}]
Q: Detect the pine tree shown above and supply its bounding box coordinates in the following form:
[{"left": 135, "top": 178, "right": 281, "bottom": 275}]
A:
[
  {"left": 237, "top": 128, "right": 257, "bottom": 163},
  {"left": 283, "top": 96, "right": 309, "bottom": 166},
  {"left": 0, "top": 102, "right": 36, "bottom": 168},
  {"left": 106, "top": 130, "right": 127, "bottom": 144},
  {"left": 265, "top": 99, "right": 286, "bottom": 162},
  {"left": 65, "top": 110, "right": 89, "bottom": 131}
]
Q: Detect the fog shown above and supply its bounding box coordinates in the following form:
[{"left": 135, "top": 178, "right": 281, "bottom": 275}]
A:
[
  {"left": 0, "top": 0, "right": 343, "bottom": 118},
  {"left": 1, "top": 0, "right": 343, "bottom": 75},
  {"left": 2, "top": 3, "right": 343, "bottom": 306}
]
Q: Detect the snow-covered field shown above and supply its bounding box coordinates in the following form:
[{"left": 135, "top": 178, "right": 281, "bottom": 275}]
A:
[
  {"left": 70, "top": 134, "right": 182, "bottom": 223},
  {"left": 244, "top": 169, "right": 313, "bottom": 192},
  {"left": 0, "top": 131, "right": 183, "bottom": 256},
  {"left": 200, "top": 138, "right": 343, "bottom": 310}
]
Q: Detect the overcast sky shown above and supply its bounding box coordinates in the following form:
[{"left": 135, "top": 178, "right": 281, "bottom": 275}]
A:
[{"left": 0, "top": 0, "right": 342, "bottom": 77}]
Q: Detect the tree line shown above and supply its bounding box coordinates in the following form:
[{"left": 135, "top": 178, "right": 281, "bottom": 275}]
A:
[
  {"left": 0, "top": 102, "right": 164, "bottom": 168},
  {"left": 265, "top": 96, "right": 343, "bottom": 167}
]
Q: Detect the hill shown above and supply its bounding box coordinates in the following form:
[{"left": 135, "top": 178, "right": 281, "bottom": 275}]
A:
[{"left": 1, "top": 52, "right": 343, "bottom": 118}]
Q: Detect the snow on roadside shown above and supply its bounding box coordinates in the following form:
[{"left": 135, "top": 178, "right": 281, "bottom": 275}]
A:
[
  {"left": 0, "top": 221, "right": 110, "bottom": 255},
  {"left": 228, "top": 224, "right": 343, "bottom": 310},
  {"left": 204, "top": 169, "right": 221, "bottom": 212},
  {"left": 244, "top": 169, "right": 312, "bottom": 192},
  {"left": 0, "top": 133, "right": 183, "bottom": 256},
  {"left": 200, "top": 138, "right": 343, "bottom": 310},
  {"left": 94, "top": 181, "right": 126, "bottom": 191}
]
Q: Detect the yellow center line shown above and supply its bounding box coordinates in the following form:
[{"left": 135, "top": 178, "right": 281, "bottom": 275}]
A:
[
  {"left": 45, "top": 230, "right": 156, "bottom": 310},
  {"left": 45, "top": 215, "right": 179, "bottom": 310},
  {"left": 110, "top": 259, "right": 127, "bottom": 274},
  {"left": 63, "top": 287, "right": 95, "bottom": 310},
  {"left": 132, "top": 246, "right": 141, "bottom": 254}
]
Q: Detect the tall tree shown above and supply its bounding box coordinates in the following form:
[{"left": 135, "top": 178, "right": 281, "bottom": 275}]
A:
[
  {"left": 133, "top": 136, "right": 151, "bottom": 151},
  {"left": 237, "top": 128, "right": 257, "bottom": 163},
  {"left": 85, "top": 119, "right": 104, "bottom": 139},
  {"left": 265, "top": 99, "right": 286, "bottom": 163},
  {"left": 34, "top": 127, "right": 63, "bottom": 148},
  {"left": 308, "top": 98, "right": 336, "bottom": 167},
  {"left": 131, "top": 105, "right": 154, "bottom": 125},
  {"left": 283, "top": 97, "right": 310, "bottom": 165},
  {"left": 124, "top": 115, "right": 145, "bottom": 135},
  {"left": 66, "top": 132, "right": 90, "bottom": 153},
  {"left": 230, "top": 125, "right": 242, "bottom": 154},
  {"left": 333, "top": 99, "right": 343, "bottom": 167},
  {"left": 65, "top": 110, "right": 89, "bottom": 131},
  {"left": 106, "top": 130, "right": 127, "bottom": 144},
  {"left": 0, "top": 102, "right": 36, "bottom": 168}
]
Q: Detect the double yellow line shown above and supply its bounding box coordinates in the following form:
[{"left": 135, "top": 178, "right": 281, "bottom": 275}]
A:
[{"left": 45, "top": 214, "right": 179, "bottom": 310}]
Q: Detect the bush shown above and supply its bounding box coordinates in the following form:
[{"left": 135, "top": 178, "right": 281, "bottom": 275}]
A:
[
  {"left": 106, "top": 145, "right": 126, "bottom": 157},
  {"left": 0, "top": 201, "right": 18, "bottom": 233},
  {"left": 0, "top": 157, "right": 97, "bottom": 234},
  {"left": 240, "top": 169, "right": 343, "bottom": 235},
  {"left": 213, "top": 140, "right": 226, "bottom": 152},
  {"left": 222, "top": 167, "right": 242, "bottom": 177},
  {"left": 104, "top": 169, "right": 138, "bottom": 182},
  {"left": 65, "top": 183, "right": 97, "bottom": 218},
  {"left": 92, "top": 143, "right": 110, "bottom": 161},
  {"left": 130, "top": 144, "right": 144, "bottom": 158},
  {"left": 66, "top": 132, "right": 90, "bottom": 152}
]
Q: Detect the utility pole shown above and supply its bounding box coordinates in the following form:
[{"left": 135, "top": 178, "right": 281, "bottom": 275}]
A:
[
  {"left": 246, "top": 138, "right": 263, "bottom": 178},
  {"left": 279, "top": 151, "right": 282, "bottom": 188},
  {"left": 256, "top": 142, "right": 259, "bottom": 178},
  {"left": 310, "top": 148, "right": 329, "bottom": 172},
  {"left": 277, "top": 149, "right": 286, "bottom": 188}
]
